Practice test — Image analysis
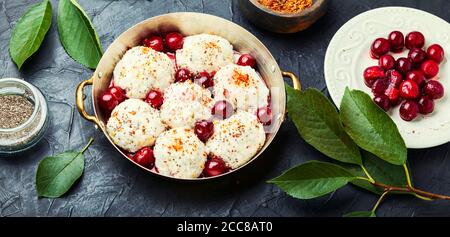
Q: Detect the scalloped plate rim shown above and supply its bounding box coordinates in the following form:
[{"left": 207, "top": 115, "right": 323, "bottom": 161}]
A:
[{"left": 324, "top": 6, "right": 450, "bottom": 149}]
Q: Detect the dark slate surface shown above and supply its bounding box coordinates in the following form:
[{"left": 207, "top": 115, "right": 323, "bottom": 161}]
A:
[{"left": 1, "top": 0, "right": 450, "bottom": 217}]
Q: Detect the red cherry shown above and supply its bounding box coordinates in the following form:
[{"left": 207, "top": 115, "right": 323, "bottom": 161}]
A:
[
  {"left": 194, "top": 71, "right": 214, "bottom": 88},
  {"left": 399, "top": 100, "right": 419, "bottom": 121},
  {"left": 399, "top": 79, "right": 420, "bottom": 99},
  {"left": 108, "top": 86, "right": 126, "bottom": 103},
  {"left": 395, "top": 57, "right": 412, "bottom": 74},
  {"left": 99, "top": 91, "right": 119, "bottom": 112},
  {"left": 424, "top": 80, "right": 445, "bottom": 99},
  {"left": 194, "top": 120, "right": 214, "bottom": 142},
  {"left": 175, "top": 68, "right": 192, "bottom": 82},
  {"left": 408, "top": 48, "right": 427, "bottom": 65},
  {"left": 427, "top": 44, "right": 445, "bottom": 64},
  {"left": 386, "top": 70, "right": 403, "bottom": 88},
  {"left": 388, "top": 31, "right": 404, "bottom": 52},
  {"left": 405, "top": 31, "right": 425, "bottom": 49},
  {"left": 384, "top": 85, "right": 400, "bottom": 106},
  {"left": 418, "top": 96, "right": 435, "bottom": 114},
  {"left": 371, "top": 38, "right": 390, "bottom": 59},
  {"left": 373, "top": 94, "right": 390, "bottom": 111},
  {"left": 256, "top": 106, "right": 272, "bottom": 126},
  {"left": 165, "top": 32, "right": 184, "bottom": 51},
  {"left": 405, "top": 70, "right": 426, "bottom": 87},
  {"left": 363, "top": 66, "right": 385, "bottom": 87},
  {"left": 212, "top": 100, "right": 233, "bottom": 119},
  {"left": 143, "top": 36, "right": 164, "bottom": 52},
  {"left": 369, "top": 50, "right": 379, "bottom": 59},
  {"left": 133, "top": 147, "right": 155, "bottom": 168},
  {"left": 145, "top": 90, "right": 164, "bottom": 109},
  {"left": 371, "top": 78, "right": 389, "bottom": 96},
  {"left": 420, "top": 60, "right": 439, "bottom": 79},
  {"left": 378, "top": 55, "right": 395, "bottom": 70},
  {"left": 203, "top": 156, "right": 229, "bottom": 177},
  {"left": 237, "top": 54, "right": 256, "bottom": 68}
]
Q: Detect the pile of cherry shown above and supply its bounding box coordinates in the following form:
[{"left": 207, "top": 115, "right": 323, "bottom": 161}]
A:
[
  {"left": 364, "top": 31, "right": 445, "bottom": 121},
  {"left": 96, "top": 32, "right": 270, "bottom": 177}
]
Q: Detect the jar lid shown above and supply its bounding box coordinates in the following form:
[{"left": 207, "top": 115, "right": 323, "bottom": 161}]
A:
[{"left": 0, "top": 78, "right": 49, "bottom": 154}]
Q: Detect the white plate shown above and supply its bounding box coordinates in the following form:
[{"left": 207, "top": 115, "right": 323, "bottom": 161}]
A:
[{"left": 324, "top": 7, "right": 450, "bottom": 149}]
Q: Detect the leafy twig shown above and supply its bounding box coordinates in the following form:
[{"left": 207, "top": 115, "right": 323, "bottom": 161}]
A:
[{"left": 371, "top": 191, "right": 389, "bottom": 213}]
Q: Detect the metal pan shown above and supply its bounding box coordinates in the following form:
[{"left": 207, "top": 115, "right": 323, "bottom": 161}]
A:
[{"left": 76, "top": 12, "right": 300, "bottom": 181}]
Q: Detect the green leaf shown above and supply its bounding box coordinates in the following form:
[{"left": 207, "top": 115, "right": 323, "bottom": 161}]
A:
[
  {"left": 9, "top": 0, "right": 52, "bottom": 69},
  {"left": 36, "top": 138, "right": 93, "bottom": 198},
  {"left": 286, "top": 86, "right": 361, "bottom": 165},
  {"left": 268, "top": 161, "right": 357, "bottom": 199},
  {"left": 343, "top": 211, "right": 376, "bottom": 217},
  {"left": 346, "top": 151, "right": 408, "bottom": 195},
  {"left": 339, "top": 88, "right": 407, "bottom": 165},
  {"left": 57, "top": 0, "right": 102, "bottom": 69}
]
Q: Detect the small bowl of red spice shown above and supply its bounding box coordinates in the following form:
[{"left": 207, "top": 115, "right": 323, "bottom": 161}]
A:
[{"left": 239, "top": 0, "right": 329, "bottom": 33}]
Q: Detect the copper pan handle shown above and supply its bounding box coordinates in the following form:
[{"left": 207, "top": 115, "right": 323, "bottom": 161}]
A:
[
  {"left": 282, "top": 71, "right": 301, "bottom": 91},
  {"left": 76, "top": 77, "right": 101, "bottom": 127}
]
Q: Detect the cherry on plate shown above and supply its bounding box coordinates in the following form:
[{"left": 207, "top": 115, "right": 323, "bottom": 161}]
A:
[
  {"left": 256, "top": 106, "right": 272, "bottom": 126},
  {"left": 99, "top": 91, "right": 119, "bottom": 112},
  {"left": 408, "top": 48, "right": 427, "bottom": 65},
  {"left": 194, "top": 120, "right": 214, "bottom": 142},
  {"left": 405, "top": 31, "right": 425, "bottom": 49},
  {"left": 212, "top": 100, "right": 234, "bottom": 119},
  {"left": 143, "top": 36, "right": 164, "bottom": 52},
  {"left": 384, "top": 85, "right": 400, "bottom": 106},
  {"left": 364, "top": 66, "right": 385, "bottom": 87},
  {"left": 405, "top": 70, "right": 426, "bottom": 87},
  {"left": 203, "top": 156, "right": 229, "bottom": 177},
  {"left": 399, "top": 79, "right": 420, "bottom": 99},
  {"left": 175, "top": 68, "right": 192, "bottom": 82},
  {"left": 378, "top": 55, "right": 395, "bottom": 70},
  {"left": 418, "top": 96, "right": 435, "bottom": 115},
  {"left": 371, "top": 38, "right": 390, "bottom": 58},
  {"left": 133, "top": 147, "right": 155, "bottom": 168},
  {"left": 373, "top": 94, "right": 390, "bottom": 111},
  {"left": 386, "top": 70, "right": 403, "bottom": 88},
  {"left": 420, "top": 60, "right": 440, "bottom": 79},
  {"left": 424, "top": 80, "right": 445, "bottom": 99},
  {"left": 165, "top": 32, "right": 184, "bottom": 51},
  {"left": 145, "top": 90, "right": 164, "bottom": 109},
  {"left": 194, "top": 71, "right": 214, "bottom": 88},
  {"left": 371, "top": 78, "right": 389, "bottom": 96},
  {"left": 237, "top": 54, "right": 256, "bottom": 68},
  {"left": 388, "top": 31, "right": 404, "bottom": 52},
  {"left": 399, "top": 100, "right": 420, "bottom": 121},
  {"left": 427, "top": 44, "right": 445, "bottom": 64},
  {"left": 395, "top": 57, "right": 412, "bottom": 74}
]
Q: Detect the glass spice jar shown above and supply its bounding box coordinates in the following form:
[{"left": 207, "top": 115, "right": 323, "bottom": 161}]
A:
[{"left": 0, "top": 78, "right": 49, "bottom": 154}]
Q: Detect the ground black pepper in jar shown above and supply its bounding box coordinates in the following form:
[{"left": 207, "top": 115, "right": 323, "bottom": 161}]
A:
[{"left": 0, "top": 78, "right": 49, "bottom": 154}]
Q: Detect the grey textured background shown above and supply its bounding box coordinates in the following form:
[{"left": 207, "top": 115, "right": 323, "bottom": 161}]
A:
[{"left": 1, "top": 0, "right": 450, "bottom": 217}]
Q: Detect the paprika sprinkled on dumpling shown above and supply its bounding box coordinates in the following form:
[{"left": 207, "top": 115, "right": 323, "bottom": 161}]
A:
[
  {"left": 113, "top": 46, "right": 175, "bottom": 99},
  {"left": 154, "top": 127, "right": 207, "bottom": 179},
  {"left": 213, "top": 64, "right": 270, "bottom": 114},
  {"left": 176, "top": 34, "right": 234, "bottom": 74},
  {"left": 106, "top": 99, "right": 166, "bottom": 152},
  {"left": 206, "top": 111, "right": 265, "bottom": 169}
]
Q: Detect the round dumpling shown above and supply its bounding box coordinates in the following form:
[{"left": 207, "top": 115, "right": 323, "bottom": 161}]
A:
[
  {"left": 206, "top": 111, "right": 265, "bottom": 169},
  {"left": 213, "top": 64, "right": 270, "bottom": 114},
  {"left": 160, "top": 81, "right": 213, "bottom": 128},
  {"left": 106, "top": 99, "right": 166, "bottom": 152},
  {"left": 113, "top": 46, "right": 175, "bottom": 99},
  {"left": 176, "top": 34, "right": 234, "bottom": 74},
  {"left": 154, "top": 127, "right": 207, "bottom": 179}
]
